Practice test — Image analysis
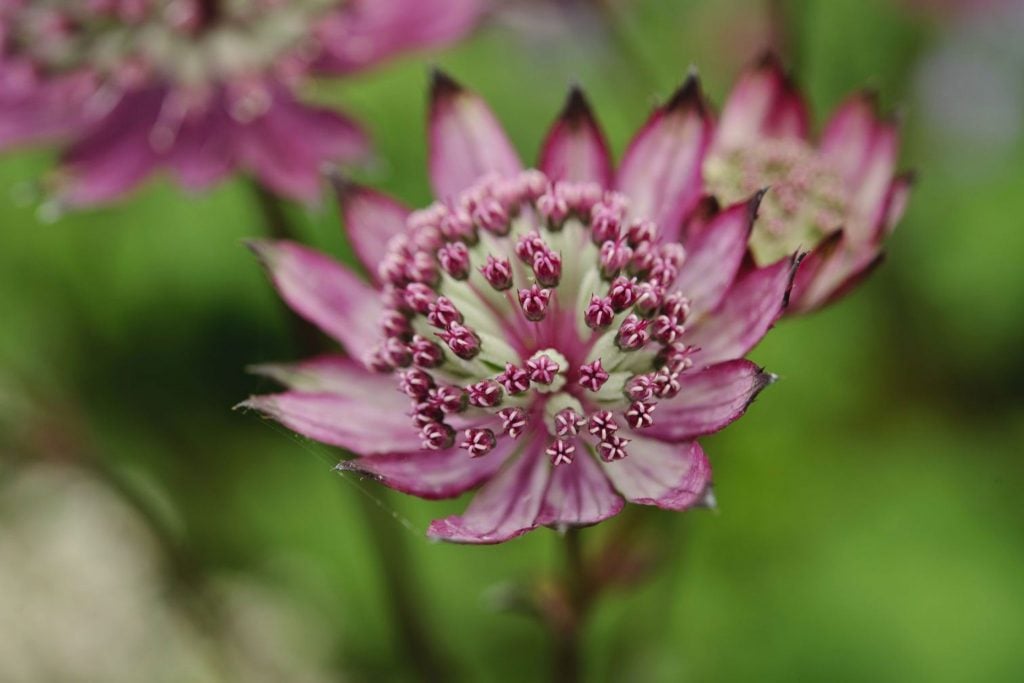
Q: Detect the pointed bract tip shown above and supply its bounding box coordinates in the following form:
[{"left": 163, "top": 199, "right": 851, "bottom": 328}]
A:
[
  {"left": 696, "top": 484, "right": 718, "bottom": 511},
  {"left": 755, "top": 50, "right": 783, "bottom": 71},
  {"left": 750, "top": 186, "right": 770, "bottom": 214},
  {"left": 243, "top": 237, "right": 271, "bottom": 257},
  {"left": 233, "top": 396, "right": 262, "bottom": 412},
  {"left": 243, "top": 238, "right": 283, "bottom": 268},
  {"left": 327, "top": 171, "right": 362, "bottom": 203},
  {"left": 855, "top": 87, "right": 881, "bottom": 113},
  {"left": 430, "top": 68, "right": 463, "bottom": 101},
  {"left": 665, "top": 70, "right": 705, "bottom": 113},
  {"left": 560, "top": 85, "right": 596, "bottom": 126},
  {"left": 730, "top": 365, "right": 776, "bottom": 426},
  {"left": 755, "top": 50, "right": 802, "bottom": 93},
  {"left": 751, "top": 366, "right": 779, "bottom": 397},
  {"left": 780, "top": 251, "right": 806, "bottom": 310}
]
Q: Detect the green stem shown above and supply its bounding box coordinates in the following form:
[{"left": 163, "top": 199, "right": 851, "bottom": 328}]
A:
[
  {"left": 552, "top": 527, "right": 587, "bottom": 683},
  {"left": 249, "top": 181, "right": 327, "bottom": 357},
  {"left": 354, "top": 490, "right": 453, "bottom": 683},
  {"left": 249, "top": 180, "right": 298, "bottom": 241}
]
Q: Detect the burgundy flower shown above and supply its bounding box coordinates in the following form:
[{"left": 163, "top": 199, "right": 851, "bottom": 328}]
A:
[
  {"left": 703, "top": 54, "right": 914, "bottom": 313},
  {"left": 0, "top": 0, "right": 483, "bottom": 206},
  {"left": 241, "top": 73, "right": 797, "bottom": 544}
]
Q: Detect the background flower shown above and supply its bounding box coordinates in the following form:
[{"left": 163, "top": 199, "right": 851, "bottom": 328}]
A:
[
  {"left": 0, "top": 0, "right": 484, "bottom": 205},
  {"left": 704, "top": 54, "right": 913, "bottom": 314}
]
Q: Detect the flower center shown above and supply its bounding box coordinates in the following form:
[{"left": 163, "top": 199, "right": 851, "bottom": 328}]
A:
[
  {"left": 4, "top": 0, "right": 338, "bottom": 95},
  {"left": 368, "top": 170, "right": 699, "bottom": 467},
  {"left": 703, "top": 138, "right": 851, "bottom": 263}
]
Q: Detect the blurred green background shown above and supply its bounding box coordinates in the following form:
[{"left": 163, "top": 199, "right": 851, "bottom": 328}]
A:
[{"left": 2, "top": 0, "right": 1022, "bottom": 680}]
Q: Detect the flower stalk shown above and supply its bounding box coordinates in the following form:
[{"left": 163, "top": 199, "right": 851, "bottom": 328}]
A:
[
  {"left": 353, "top": 490, "right": 453, "bottom": 683},
  {"left": 552, "top": 527, "right": 588, "bottom": 683}
]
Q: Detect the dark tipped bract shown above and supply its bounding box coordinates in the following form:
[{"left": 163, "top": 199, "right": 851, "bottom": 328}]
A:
[
  {"left": 755, "top": 49, "right": 783, "bottom": 71},
  {"left": 748, "top": 187, "right": 770, "bottom": 224},
  {"left": 559, "top": 85, "right": 597, "bottom": 127},
  {"left": 780, "top": 252, "right": 806, "bottom": 310},
  {"left": 665, "top": 70, "right": 707, "bottom": 114},
  {"left": 430, "top": 68, "right": 463, "bottom": 101},
  {"left": 327, "top": 169, "right": 361, "bottom": 202},
  {"left": 752, "top": 50, "right": 801, "bottom": 96}
]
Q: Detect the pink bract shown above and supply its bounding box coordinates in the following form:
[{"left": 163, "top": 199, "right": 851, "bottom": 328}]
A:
[
  {"left": 705, "top": 54, "right": 913, "bottom": 313},
  {"left": 242, "top": 72, "right": 798, "bottom": 544},
  {"left": 0, "top": 0, "right": 484, "bottom": 205}
]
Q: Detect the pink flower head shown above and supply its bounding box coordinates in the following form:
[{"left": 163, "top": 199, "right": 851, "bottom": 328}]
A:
[
  {"left": 241, "top": 73, "right": 797, "bottom": 544},
  {"left": 0, "top": 0, "right": 484, "bottom": 206},
  {"left": 703, "top": 53, "right": 914, "bottom": 313}
]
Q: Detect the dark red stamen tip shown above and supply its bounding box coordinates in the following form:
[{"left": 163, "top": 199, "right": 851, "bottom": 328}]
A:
[
  {"left": 461, "top": 428, "right": 497, "bottom": 457},
  {"left": 578, "top": 359, "right": 609, "bottom": 392},
  {"left": 547, "top": 438, "right": 576, "bottom": 466},
  {"left": 625, "top": 401, "right": 656, "bottom": 429}
]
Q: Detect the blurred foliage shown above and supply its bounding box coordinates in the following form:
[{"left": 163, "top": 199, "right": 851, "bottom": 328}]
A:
[{"left": 1, "top": 0, "right": 1022, "bottom": 681}]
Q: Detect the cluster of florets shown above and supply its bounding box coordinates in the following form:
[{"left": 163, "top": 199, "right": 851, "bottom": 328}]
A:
[
  {"left": 2, "top": 0, "right": 333, "bottom": 120},
  {"left": 361, "top": 169, "right": 704, "bottom": 466},
  {"left": 704, "top": 138, "right": 850, "bottom": 262}
]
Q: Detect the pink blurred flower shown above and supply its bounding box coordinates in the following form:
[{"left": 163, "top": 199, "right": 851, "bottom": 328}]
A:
[
  {"left": 704, "top": 54, "right": 914, "bottom": 314},
  {"left": 0, "top": 0, "right": 484, "bottom": 206},
  {"left": 241, "top": 73, "right": 799, "bottom": 544}
]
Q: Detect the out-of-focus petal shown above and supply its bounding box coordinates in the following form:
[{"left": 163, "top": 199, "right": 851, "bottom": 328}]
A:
[
  {"left": 675, "top": 193, "right": 761, "bottom": 318},
  {"left": 340, "top": 437, "right": 514, "bottom": 500},
  {"left": 314, "top": 0, "right": 485, "bottom": 74},
  {"left": 601, "top": 439, "right": 711, "bottom": 511},
  {"left": 820, "top": 93, "right": 900, "bottom": 239},
  {"left": 239, "top": 386, "right": 421, "bottom": 454},
  {"left": 538, "top": 86, "right": 613, "bottom": 189},
  {"left": 787, "top": 229, "right": 844, "bottom": 313},
  {"left": 820, "top": 93, "right": 878, "bottom": 176},
  {"left": 236, "top": 91, "right": 368, "bottom": 202},
  {"left": 428, "top": 70, "right": 523, "bottom": 199},
  {"left": 536, "top": 449, "right": 624, "bottom": 527},
  {"left": 615, "top": 74, "right": 714, "bottom": 243},
  {"left": 876, "top": 171, "right": 915, "bottom": 240},
  {"left": 248, "top": 239, "right": 381, "bottom": 354},
  {"left": 715, "top": 53, "right": 809, "bottom": 150},
  {"left": 167, "top": 96, "right": 234, "bottom": 191},
  {"left": 788, "top": 238, "right": 883, "bottom": 315},
  {"left": 811, "top": 250, "right": 884, "bottom": 311},
  {"left": 331, "top": 177, "right": 410, "bottom": 284},
  {"left": 427, "top": 438, "right": 550, "bottom": 544},
  {"left": 0, "top": 67, "right": 97, "bottom": 147},
  {"left": 642, "top": 360, "right": 774, "bottom": 442},
  {"left": 59, "top": 89, "right": 163, "bottom": 205},
  {"left": 685, "top": 253, "right": 801, "bottom": 366}
]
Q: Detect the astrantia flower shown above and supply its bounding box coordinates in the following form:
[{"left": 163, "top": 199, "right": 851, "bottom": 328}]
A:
[
  {"left": 703, "top": 54, "right": 913, "bottom": 313},
  {"left": 0, "top": 0, "right": 483, "bottom": 205},
  {"left": 241, "top": 73, "right": 799, "bottom": 544}
]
